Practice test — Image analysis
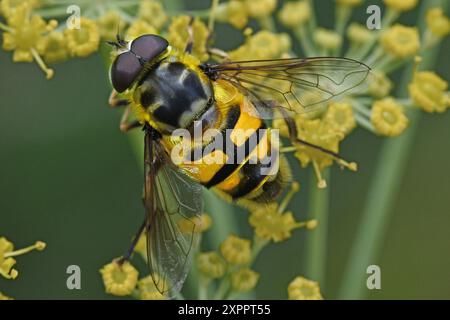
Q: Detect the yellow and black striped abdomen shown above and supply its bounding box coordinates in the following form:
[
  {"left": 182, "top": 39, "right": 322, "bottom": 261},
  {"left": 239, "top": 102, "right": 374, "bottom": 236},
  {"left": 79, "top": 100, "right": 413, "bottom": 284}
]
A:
[{"left": 175, "top": 95, "right": 290, "bottom": 203}]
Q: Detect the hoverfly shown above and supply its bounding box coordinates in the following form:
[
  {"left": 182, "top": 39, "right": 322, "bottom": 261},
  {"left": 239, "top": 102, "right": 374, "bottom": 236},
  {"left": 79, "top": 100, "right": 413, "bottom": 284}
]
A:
[{"left": 107, "top": 26, "right": 370, "bottom": 297}]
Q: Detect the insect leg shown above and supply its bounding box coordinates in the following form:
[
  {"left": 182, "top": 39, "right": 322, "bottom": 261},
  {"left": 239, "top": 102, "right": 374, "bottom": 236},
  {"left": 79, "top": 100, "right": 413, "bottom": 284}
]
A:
[
  {"left": 108, "top": 89, "right": 129, "bottom": 107},
  {"left": 283, "top": 116, "right": 357, "bottom": 171},
  {"left": 117, "top": 218, "right": 147, "bottom": 264},
  {"left": 207, "top": 47, "right": 230, "bottom": 62},
  {"left": 108, "top": 90, "right": 141, "bottom": 132},
  {"left": 184, "top": 16, "right": 195, "bottom": 54}
]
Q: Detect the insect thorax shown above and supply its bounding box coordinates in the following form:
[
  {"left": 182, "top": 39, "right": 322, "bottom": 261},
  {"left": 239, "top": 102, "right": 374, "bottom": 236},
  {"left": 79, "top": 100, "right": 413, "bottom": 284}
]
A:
[{"left": 134, "top": 60, "right": 214, "bottom": 132}]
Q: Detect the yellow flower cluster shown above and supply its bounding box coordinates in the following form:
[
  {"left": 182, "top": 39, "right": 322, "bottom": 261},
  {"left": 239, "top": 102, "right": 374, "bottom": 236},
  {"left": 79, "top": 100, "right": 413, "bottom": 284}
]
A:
[
  {"left": 426, "top": 8, "right": 450, "bottom": 37},
  {"left": 380, "top": 24, "right": 420, "bottom": 58},
  {"left": 371, "top": 98, "right": 409, "bottom": 137},
  {"left": 220, "top": 234, "right": 251, "bottom": 265},
  {"left": 197, "top": 252, "right": 226, "bottom": 278},
  {"left": 217, "top": 0, "right": 277, "bottom": 29},
  {"left": 100, "top": 260, "right": 139, "bottom": 296},
  {"left": 383, "top": 0, "right": 418, "bottom": 12},
  {"left": 288, "top": 276, "right": 323, "bottom": 300},
  {"left": 278, "top": 1, "right": 311, "bottom": 28},
  {"left": 336, "top": 0, "right": 364, "bottom": 6},
  {"left": 409, "top": 71, "right": 449, "bottom": 113},
  {"left": 229, "top": 30, "right": 291, "bottom": 60},
  {"left": 314, "top": 28, "right": 342, "bottom": 51},
  {"left": 0, "top": 236, "right": 46, "bottom": 299},
  {"left": 167, "top": 16, "right": 210, "bottom": 62}
]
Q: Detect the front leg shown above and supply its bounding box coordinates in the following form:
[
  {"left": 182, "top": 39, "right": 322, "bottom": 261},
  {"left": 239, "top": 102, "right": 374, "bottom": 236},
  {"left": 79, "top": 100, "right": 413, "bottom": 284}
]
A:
[
  {"left": 109, "top": 90, "right": 141, "bottom": 133},
  {"left": 184, "top": 16, "right": 195, "bottom": 54}
]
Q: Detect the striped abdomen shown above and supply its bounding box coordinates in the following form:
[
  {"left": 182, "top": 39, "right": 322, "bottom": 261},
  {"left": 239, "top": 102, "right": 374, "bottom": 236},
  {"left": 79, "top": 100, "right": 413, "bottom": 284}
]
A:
[{"left": 179, "top": 99, "right": 290, "bottom": 203}]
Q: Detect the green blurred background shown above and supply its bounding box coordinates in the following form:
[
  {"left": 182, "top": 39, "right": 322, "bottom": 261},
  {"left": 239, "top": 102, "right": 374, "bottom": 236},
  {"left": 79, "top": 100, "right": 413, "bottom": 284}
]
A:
[{"left": 1, "top": 0, "right": 449, "bottom": 299}]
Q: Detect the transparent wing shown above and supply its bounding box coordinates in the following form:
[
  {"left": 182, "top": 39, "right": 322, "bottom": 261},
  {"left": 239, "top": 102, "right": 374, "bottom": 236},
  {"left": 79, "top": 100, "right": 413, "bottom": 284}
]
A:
[
  {"left": 144, "top": 130, "right": 203, "bottom": 298},
  {"left": 207, "top": 57, "right": 371, "bottom": 119}
]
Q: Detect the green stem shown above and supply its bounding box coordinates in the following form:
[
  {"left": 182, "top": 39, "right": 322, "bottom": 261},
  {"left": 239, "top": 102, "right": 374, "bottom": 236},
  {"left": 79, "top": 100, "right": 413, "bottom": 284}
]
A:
[
  {"left": 294, "top": 25, "right": 317, "bottom": 56},
  {"left": 337, "top": 0, "right": 448, "bottom": 300},
  {"left": 305, "top": 168, "right": 330, "bottom": 287}
]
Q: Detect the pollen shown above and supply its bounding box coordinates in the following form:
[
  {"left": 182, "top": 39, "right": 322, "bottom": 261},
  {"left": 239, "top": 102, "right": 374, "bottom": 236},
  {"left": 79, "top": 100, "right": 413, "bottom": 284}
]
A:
[
  {"left": 230, "top": 268, "right": 259, "bottom": 293},
  {"left": 288, "top": 276, "right": 323, "bottom": 300},
  {"left": 409, "top": 71, "right": 449, "bottom": 113},
  {"left": 100, "top": 260, "right": 139, "bottom": 296},
  {"left": 220, "top": 235, "right": 251, "bottom": 265},
  {"left": 371, "top": 98, "right": 409, "bottom": 137},
  {"left": 380, "top": 24, "right": 420, "bottom": 58},
  {"left": 197, "top": 252, "right": 226, "bottom": 279},
  {"left": 168, "top": 16, "right": 209, "bottom": 61}
]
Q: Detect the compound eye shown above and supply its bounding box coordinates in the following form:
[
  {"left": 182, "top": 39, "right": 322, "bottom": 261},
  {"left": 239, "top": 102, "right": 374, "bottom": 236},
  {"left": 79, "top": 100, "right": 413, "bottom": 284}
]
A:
[
  {"left": 131, "top": 34, "right": 168, "bottom": 63},
  {"left": 110, "top": 51, "right": 142, "bottom": 93}
]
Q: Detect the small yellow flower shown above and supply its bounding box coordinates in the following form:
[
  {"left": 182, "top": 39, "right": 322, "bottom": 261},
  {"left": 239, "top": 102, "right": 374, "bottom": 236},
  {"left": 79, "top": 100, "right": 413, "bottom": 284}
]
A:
[
  {"left": 229, "top": 30, "right": 291, "bottom": 60},
  {"left": 42, "top": 31, "right": 68, "bottom": 64},
  {"left": 0, "top": 0, "right": 39, "bottom": 17},
  {"left": 244, "top": 182, "right": 316, "bottom": 241},
  {"left": 2, "top": 5, "right": 56, "bottom": 78},
  {"left": 138, "top": 0, "right": 168, "bottom": 30},
  {"left": 178, "top": 213, "right": 212, "bottom": 234},
  {"left": 100, "top": 260, "right": 139, "bottom": 296},
  {"left": 0, "top": 237, "right": 46, "bottom": 279},
  {"left": 380, "top": 24, "right": 420, "bottom": 58},
  {"left": 426, "top": 7, "right": 450, "bottom": 37},
  {"left": 336, "top": 0, "right": 363, "bottom": 6},
  {"left": 217, "top": 0, "right": 248, "bottom": 29},
  {"left": 371, "top": 98, "right": 409, "bottom": 137},
  {"left": 0, "top": 292, "right": 13, "bottom": 300},
  {"left": 197, "top": 252, "right": 226, "bottom": 278},
  {"left": 383, "top": 0, "right": 418, "bottom": 12},
  {"left": 220, "top": 235, "right": 251, "bottom": 265},
  {"left": 278, "top": 0, "right": 310, "bottom": 28},
  {"left": 230, "top": 268, "right": 259, "bottom": 293},
  {"left": 64, "top": 17, "right": 100, "bottom": 58},
  {"left": 324, "top": 102, "right": 356, "bottom": 136},
  {"left": 409, "top": 71, "right": 449, "bottom": 113},
  {"left": 314, "top": 28, "right": 342, "bottom": 51},
  {"left": 97, "top": 11, "right": 124, "bottom": 41},
  {"left": 294, "top": 119, "right": 343, "bottom": 187},
  {"left": 245, "top": 0, "right": 277, "bottom": 19},
  {"left": 249, "top": 206, "right": 300, "bottom": 242},
  {"left": 288, "top": 276, "right": 323, "bottom": 300},
  {"left": 126, "top": 20, "right": 157, "bottom": 40},
  {"left": 138, "top": 275, "right": 165, "bottom": 300},
  {"left": 133, "top": 233, "right": 147, "bottom": 260},
  {"left": 167, "top": 16, "right": 209, "bottom": 61},
  {"left": 368, "top": 70, "right": 393, "bottom": 98},
  {"left": 347, "top": 23, "right": 374, "bottom": 45}
]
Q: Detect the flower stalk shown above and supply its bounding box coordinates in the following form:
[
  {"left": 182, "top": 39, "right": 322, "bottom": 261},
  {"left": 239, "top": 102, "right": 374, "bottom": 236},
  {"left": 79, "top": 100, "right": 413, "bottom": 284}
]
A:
[{"left": 338, "top": 0, "right": 449, "bottom": 300}]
